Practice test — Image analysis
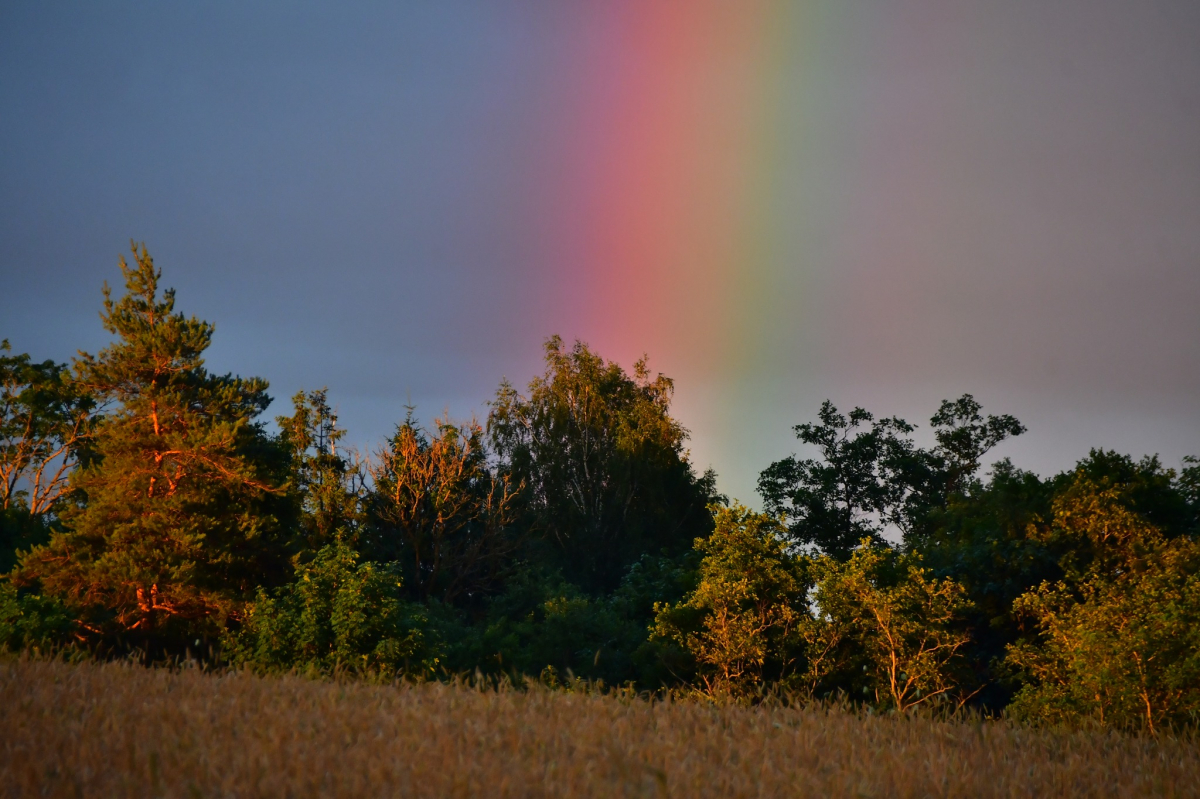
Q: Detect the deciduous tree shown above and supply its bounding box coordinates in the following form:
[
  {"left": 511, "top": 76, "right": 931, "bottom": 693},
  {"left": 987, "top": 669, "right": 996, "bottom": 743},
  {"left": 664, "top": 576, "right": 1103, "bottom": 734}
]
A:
[
  {"left": 489, "top": 336, "right": 715, "bottom": 592},
  {"left": 231, "top": 540, "right": 437, "bottom": 677},
  {"left": 1005, "top": 476, "right": 1200, "bottom": 733},
  {"left": 653, "top": 505, "right": 809, "bottom": 698},
  {"left": 805, "top": 545, "right": 977, "bottom": 712},
  {"left": 0, "top": 339, "right": 94, "bottom": 515},
  {"left": 758, "top": 401, "right": 916, "bottom": 559},
  {"left": 367, "top": 413, "right": 517, "bottom": 605}
]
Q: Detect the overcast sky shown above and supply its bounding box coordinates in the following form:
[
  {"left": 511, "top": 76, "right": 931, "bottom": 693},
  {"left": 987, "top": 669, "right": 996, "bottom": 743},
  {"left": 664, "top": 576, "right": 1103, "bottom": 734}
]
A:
[{"left": 2, "top": 1, "right": 1197, "bottom": 504}]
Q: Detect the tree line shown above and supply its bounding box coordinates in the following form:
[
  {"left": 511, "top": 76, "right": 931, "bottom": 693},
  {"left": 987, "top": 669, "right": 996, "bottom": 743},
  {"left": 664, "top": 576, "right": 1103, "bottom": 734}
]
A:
[{"left": 2, "top": 245, "right": 1198, "bottom": 733}]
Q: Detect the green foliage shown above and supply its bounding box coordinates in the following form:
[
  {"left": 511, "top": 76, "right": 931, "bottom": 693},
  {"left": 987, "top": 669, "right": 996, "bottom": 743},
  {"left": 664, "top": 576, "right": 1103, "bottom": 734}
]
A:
[
  {"left": 14, "top": 244, "right": 292, "bottom": 653},
  {"left": 0, "top": 339, "right": 94, "bottom": 516},
  {"left": 438, "top": 565, "right": 644, "bottom": 686},
  {"left": 231, "top": 540, "right": 438, "bottom": 677},
  {"left": 804, "top": 545, "right": 977, "bottom": 712},
  {"left": 1005, "top": 476, "right": 1200, "bottom": 733},
  {"left": 488, "top": 336, "right": 716, "bottom": 592},
  {"left": 653, "top": 505, "right": 810, "bottom": 698},
  {"left": 908, "top": 461, "right": 1058, "bottom": 708},
  {"left": 0, "top": 506, "right": 52, "bottom": 576},
  {"left": 0, "top": 580, "right": 75, "bottom": 653},
  {"left": 277, "top": 388, "right": 363, "bottom": 555}
]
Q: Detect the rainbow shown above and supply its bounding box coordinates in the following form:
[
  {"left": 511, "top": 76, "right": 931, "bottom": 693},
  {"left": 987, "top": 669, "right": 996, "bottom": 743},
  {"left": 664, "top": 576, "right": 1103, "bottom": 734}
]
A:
[
  {"left": 513, "top": 1, "right": 852, "bottom": 489},
  {"left": 535, "top": 2, "right": 823, "bottom": 375}
]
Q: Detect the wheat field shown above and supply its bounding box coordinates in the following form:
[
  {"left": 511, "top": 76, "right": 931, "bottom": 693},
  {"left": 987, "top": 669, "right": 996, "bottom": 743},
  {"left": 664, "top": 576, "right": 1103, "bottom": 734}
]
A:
[{"left": 1, "top": 660, "right": 1197, "bottom": 798}]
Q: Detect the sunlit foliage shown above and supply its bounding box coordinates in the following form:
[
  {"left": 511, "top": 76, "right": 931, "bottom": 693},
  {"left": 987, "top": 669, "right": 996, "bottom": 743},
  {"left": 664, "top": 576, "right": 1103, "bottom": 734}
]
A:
[
  {"left": 1006, "top": 476, "right": 1200, "bottom": 733},
  {"left": 804, "top": 544, "right": 977, "bottom": 712},
  {"left": 366, "top": 413, "right": 518, "bottom": 605},
  {"left": 653, "top": 505, "right": 808, "bottom": 698},
  {"left": 13, "top": 244, "right": 292, "bottom": 652}
]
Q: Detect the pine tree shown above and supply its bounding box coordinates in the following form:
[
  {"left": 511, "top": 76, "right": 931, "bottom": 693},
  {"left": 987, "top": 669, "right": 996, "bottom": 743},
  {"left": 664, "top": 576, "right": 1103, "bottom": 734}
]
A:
[
  {"left": 16, "top": 244, "right": 291, "bottom": 652},
  {"left": 277, "top": 388, "right": 363, "bottom": 556}
]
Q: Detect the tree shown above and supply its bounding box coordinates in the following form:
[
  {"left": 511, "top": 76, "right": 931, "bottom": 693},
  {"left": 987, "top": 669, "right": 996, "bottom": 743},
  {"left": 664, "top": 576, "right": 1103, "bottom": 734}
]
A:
[
  {"left": 927, "top": 395, "right": 1026, "bottom": 500},
  {"left": 366, "top": 413, "right": 518, "bottom": 605},
  {"left": 653, "top": 505, "right": 809, "bottom": 698},
  {"left": 1049, "top": 449, "right": 1194, "bottom": 542},
  {"left": 14, "top": 244, "right": 291, "bottom": 652},
  {"left": 0, "top": 340, "right": 94, "bottom": 564},
  {"left": 760, "top": 396, "right": 1025, "bottom": 559},
  {"left": 277, "top": 388, "right": 364, "bottom": 555},
  {"left": 757, "top": 401, "right": 916, "bottom": 559},
  {"left": 804, "top": 545, "right": 976, "bottom": 712},
  {"left": 488, "top": 336, "right": 715, "bottom": 592},
  {"left": 1180, "top": 456, "right": 1200, "bottom": 534},
  {"left": 904, "top": 460, "right": 1058, "bottom": 709},
  {"left": 1005, "top": 475, "right": 1200, "bottom": 733}
]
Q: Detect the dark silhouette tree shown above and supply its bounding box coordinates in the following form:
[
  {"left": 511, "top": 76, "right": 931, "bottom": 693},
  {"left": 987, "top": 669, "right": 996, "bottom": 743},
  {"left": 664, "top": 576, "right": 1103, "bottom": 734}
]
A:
[
  {"left": 488, "top": 336, "right": 716, "bottom": 592},
  {"left": 760, "top": 395, "right": 1026, "bottom": 560},
  {"left": 758, "top": 401, "right": 917, "bottom": 559}
]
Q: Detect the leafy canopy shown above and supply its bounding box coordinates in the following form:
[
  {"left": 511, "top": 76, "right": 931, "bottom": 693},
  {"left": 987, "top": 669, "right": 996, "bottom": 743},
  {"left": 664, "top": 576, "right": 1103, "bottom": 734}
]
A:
[{"left": 489, "top": 336, "right": 715, "bottom": 592}]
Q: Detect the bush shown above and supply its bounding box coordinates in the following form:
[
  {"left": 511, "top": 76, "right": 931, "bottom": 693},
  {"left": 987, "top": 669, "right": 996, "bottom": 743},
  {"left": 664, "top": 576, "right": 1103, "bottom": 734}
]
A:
[
  {"left": 230, "top": 540, "right": 438, "bottom": 678},
  {"left": 0, "top": 581, "right": 76, "bottom": 654}
]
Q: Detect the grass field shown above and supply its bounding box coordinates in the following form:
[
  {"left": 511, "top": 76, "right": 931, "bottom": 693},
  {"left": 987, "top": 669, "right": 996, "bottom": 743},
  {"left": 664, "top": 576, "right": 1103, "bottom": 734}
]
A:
[{"left": 2, "top": 660, "right": 1197, "bottom": 797}]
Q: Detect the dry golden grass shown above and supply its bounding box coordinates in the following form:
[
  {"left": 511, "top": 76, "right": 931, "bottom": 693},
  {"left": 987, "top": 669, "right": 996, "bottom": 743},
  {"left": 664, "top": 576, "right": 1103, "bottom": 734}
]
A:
[{"left": 2, "top": 659, "right": 1197, "bottom": 797}]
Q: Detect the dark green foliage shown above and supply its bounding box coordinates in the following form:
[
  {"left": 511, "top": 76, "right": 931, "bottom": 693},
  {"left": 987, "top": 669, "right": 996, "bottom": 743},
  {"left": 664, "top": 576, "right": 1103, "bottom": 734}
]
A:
[
  {"left": 488, "top": 336, "right": 716, "bottom": 593},
  {"left": 0, "top": 581, "right": 75, "bottom": 653},
  {"left": 917, "top": 461, "right": 1057, "bottom": 620},
  {"left": 230, "top": 540, "right": 438, "bottom": 677},
  {"left": 277, "top": 389, "right": 364, "bottom": 556},
  {"left": 909, "top": 461, "right": 1059, "bottom": 708},
  {"left": 0, "top": 507, "right": 51, "bottom": 576},
  {"left": 446, "top": 567, "right": 635, "bottom": 684},
  {"left": 436, "top": 554, "right": 697, "bottom": 688}
]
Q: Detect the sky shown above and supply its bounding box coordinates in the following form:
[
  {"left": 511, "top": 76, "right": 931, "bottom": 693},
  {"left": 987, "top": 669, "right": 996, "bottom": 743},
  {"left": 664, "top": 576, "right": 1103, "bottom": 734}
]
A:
[{"left": 2, "top": 0, "right": 1198, "bottom": 505}]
